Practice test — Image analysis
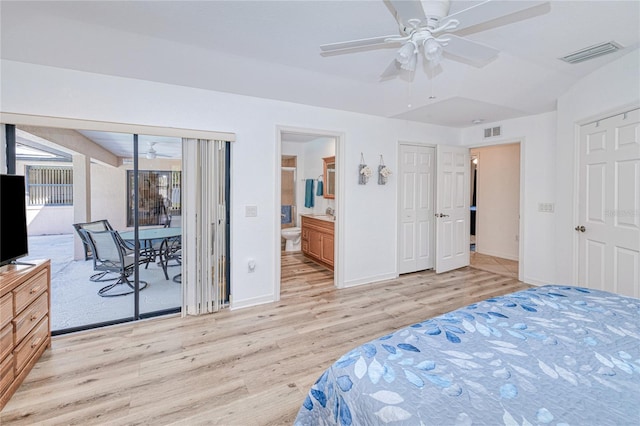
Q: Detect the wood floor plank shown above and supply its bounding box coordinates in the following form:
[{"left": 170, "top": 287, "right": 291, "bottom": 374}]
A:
[{"left": 0, "top": 253, "right": 530, "bottom": 425}]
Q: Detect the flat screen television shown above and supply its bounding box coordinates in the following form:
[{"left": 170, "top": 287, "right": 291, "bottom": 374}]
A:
[{"left": 0, "top": 174, "right": 29, "bottom": 266}]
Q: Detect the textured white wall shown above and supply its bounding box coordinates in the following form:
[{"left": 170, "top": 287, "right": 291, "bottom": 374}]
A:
[
  {"left": 462, "top": 112, "right": 557, "bottom": 286},
  {"left": 1, "top": 60, "right": 461, "bottom": 309}
]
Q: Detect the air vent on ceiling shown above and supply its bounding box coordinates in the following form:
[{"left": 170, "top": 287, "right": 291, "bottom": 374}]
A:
[{"left": 559, "top": 41, "right": 622, "bottom": 64}]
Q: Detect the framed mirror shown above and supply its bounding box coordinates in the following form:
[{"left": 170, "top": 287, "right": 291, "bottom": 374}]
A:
[{"left": 323, "top": 156, "right": 335, "bottom": 199}]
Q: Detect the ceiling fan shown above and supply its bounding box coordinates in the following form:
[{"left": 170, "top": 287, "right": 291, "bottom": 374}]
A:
[
  {"left": 144, "top": 142, "right": 171, "bottom": 160},
  {"left": 320, "top": 0, "right": 547, "bottom": 76}
]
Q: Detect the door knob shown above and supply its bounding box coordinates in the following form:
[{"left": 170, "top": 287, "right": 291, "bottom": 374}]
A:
[
  {"left": 435, "top": 213, "right": 450, "bottom": 218},
  {"left": 574, "top": 225, "right": 586, "bottom": 232}
]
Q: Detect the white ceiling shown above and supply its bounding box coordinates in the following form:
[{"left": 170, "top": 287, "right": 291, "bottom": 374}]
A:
[{"left": 1, "top": 0, "right": 639, "bottom": 129}]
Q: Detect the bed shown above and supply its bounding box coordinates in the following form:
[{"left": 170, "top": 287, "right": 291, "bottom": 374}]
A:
[{"left": 295, "top": 285, "right": 640, "bottom": 425}]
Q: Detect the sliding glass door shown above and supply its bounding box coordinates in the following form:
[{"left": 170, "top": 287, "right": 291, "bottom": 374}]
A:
[{"left": 6, "top": 124, "right": 231, "bottom": 334}]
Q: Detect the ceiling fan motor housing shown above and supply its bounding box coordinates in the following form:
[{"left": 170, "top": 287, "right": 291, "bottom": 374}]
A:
[{"left": 421, "top": 0, "right": 451, "bottom": 24}]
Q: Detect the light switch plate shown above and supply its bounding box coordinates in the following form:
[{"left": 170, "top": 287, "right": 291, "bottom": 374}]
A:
[
  {"left": 245, "top": 205, "right": 258, "bottom": 217},
  {"left": 538, "top": 202, "right": 555, "bottom": 213}
]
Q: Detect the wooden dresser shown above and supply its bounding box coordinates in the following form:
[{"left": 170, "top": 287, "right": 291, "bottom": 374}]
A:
[
  {"left": 0, "top": 259, "right": 51, "bottom": 410},
  {"left": 301, "top": 215, "right": 334, "bottom": 271}
]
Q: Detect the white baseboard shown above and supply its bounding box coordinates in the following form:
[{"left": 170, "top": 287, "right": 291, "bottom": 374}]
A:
[
  {"left": 343, "top": 273, "right": 398, "bottom": 289},
  {"left": 476, "top": 248, "right": 519, "bottom": 261},
  {"left": 522, "top": 276, "right": 552, "bottom": 287},
  {"left": 230, "top": 294, "right": 275, "bottom": 310}
]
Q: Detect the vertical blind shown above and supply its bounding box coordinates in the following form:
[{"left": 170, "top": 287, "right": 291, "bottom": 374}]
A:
[{"left": 181, "top": 139, "right": 228, "bottom": 315}]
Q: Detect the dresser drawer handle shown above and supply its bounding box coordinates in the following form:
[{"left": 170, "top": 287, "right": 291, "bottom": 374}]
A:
[
  {"left": 31, "top": 337, "right": 42, "bottom": 348},
  {"left": 29, "top": 286, "right": 41, "bottom": 294},
  {"left": 30, "top": 314, "right": 39, "bottom": 321}
]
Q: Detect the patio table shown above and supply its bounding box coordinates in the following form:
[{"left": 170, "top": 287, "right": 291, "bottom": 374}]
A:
[{"left": 119, "top": 227, "right": 181, "bottom": 280}]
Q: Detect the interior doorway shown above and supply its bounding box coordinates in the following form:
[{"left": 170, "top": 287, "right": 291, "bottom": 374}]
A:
[
  {"left": 469, "top": 143, "right": 521, "bottom": 279},
  {"left": 277, "top": 129, "right": 339, "bottom": 299}
]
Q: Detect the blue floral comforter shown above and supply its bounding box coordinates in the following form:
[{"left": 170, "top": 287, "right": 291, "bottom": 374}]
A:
[{"left": 295, "top": 286, "right": 640, "bottom": 425}]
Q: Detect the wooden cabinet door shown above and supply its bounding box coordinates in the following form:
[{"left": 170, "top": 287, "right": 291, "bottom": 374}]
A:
[
  {"left": 308, "top": 230, "right": 323, "bottom": 259},
  {"left": 321, "top": 234, "right": 334, "bottom": 266}
]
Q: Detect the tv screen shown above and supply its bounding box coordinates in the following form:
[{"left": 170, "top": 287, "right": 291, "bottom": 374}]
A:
[{"left": 0, "top": 174, "right": 29, "bottom": 265}]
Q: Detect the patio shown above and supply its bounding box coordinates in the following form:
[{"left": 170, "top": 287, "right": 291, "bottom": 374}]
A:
[{"left": 24, "top": 233, "right": 181, "bottom": 331}]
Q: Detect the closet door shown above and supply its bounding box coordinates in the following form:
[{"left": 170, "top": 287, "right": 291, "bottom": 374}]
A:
[
  {"left": 398, "top": 144, "right": 435, "bottom": 274},
  {"left": 577, "top": 108, "right": 639, "bottom": 297},
  {"left": 435, "top": 145, "right": 470, "bottom": 273}
]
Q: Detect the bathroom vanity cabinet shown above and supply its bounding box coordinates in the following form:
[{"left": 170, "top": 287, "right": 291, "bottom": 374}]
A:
[{"left": 301, "top": 215, "right": 334, "bottom": 271}]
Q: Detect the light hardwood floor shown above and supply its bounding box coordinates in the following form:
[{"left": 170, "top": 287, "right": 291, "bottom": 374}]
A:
[
  {"left": 1, "top": 253, "right": 530, "bottom": 425},
  {"left": 470, "top": 251, "right": 519, "bottom": 279}
]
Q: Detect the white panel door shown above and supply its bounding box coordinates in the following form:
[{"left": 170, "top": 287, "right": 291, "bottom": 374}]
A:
[
  {"left": 398, "top": 144, "right": 435, "bottom": 274},
  {"left": 436, "top": 145, "right": 470, "bottom": 273},
  {"left": 578, "top": 108, "right": 640, "bottom": 297}
]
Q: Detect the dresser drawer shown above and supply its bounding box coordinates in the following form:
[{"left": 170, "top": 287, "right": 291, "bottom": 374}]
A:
[
  {"left": 13, "top": 269, "right": 48, "bottom": 313},
  {"left": 14, "top": 316, "right": 48, "bottom": 375},
  {"left": 14, "top": 292, "right": 48, "bottom": 343},
  {"left": 0, "top": 353, "right": 14, "bottom": 395},
  {"left": 0, "top": 293, "right": 12, "bottom": 329},
  {"left": 0, "top": 323, "right": 12, "bottom": 362}
]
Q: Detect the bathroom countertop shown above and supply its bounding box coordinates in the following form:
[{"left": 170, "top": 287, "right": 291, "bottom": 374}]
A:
[{"left": 300, "top": 214, "right": 335, "bottom": 222}]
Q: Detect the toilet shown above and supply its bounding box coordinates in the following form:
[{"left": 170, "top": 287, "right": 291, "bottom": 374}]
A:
[{"left": 281, "top": 227, "right": 301, "bottom": 251}]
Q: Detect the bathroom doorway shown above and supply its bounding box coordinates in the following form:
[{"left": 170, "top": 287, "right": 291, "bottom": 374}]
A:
[{"left": 276, "top": 129, "right": 339, "bottom": 299}]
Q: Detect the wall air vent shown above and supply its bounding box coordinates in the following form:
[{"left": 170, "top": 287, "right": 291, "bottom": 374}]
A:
[
  {"left": 484, "top": 126, "right": 501, "bottom": 138},
  {"left": 560, "top": 41, "right": 622, "bottom": 64}
]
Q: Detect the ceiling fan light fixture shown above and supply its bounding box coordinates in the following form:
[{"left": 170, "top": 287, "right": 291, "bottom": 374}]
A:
[
  {"left": 395, "top": 42, "right": 416, "bottom": 65},
  {"left": 423, "top": 38, "right": 443, "bottom": 65},
  {"left": 401, "top": 50, "right": 418, "bottom": 71}
]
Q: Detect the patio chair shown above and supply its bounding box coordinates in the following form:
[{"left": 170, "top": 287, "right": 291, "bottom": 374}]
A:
[
  {"left": 163, "top": 235, "right": 182, "bottom": 281},
  {"left": 73, "top": 220, "right": 119, "bottom": 282},
  {"left": 80, "top": 229, "right": 150, "bottom": 297}
]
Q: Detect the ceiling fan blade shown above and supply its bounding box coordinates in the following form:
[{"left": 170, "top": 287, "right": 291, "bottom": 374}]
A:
[
  {"left": 446, "top": 1, "right": 547, "bottom": 32},
  {"left": 320, "top": 35, "right": 398, "bottom": 52},
  {"left": 443, "top": 34, "right": 499, "bottom": 67},
  {"left": 388, "top": 0, "right": 426, "bottom": 25}
]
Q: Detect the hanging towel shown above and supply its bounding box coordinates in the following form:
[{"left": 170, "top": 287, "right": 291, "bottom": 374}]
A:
[
  {"left": 281, "top": 205, "right": 292, "bottom": 224},
  {"left": 304, "top": 179, "right": 314, "bottom": 208},
  {"left": 316, "top": 180, "right": 324, "bottom": 196}
]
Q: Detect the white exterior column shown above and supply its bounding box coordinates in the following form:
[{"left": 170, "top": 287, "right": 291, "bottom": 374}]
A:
[{"left": 72, "top": 154, "right": 91, "bottom": 260}]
